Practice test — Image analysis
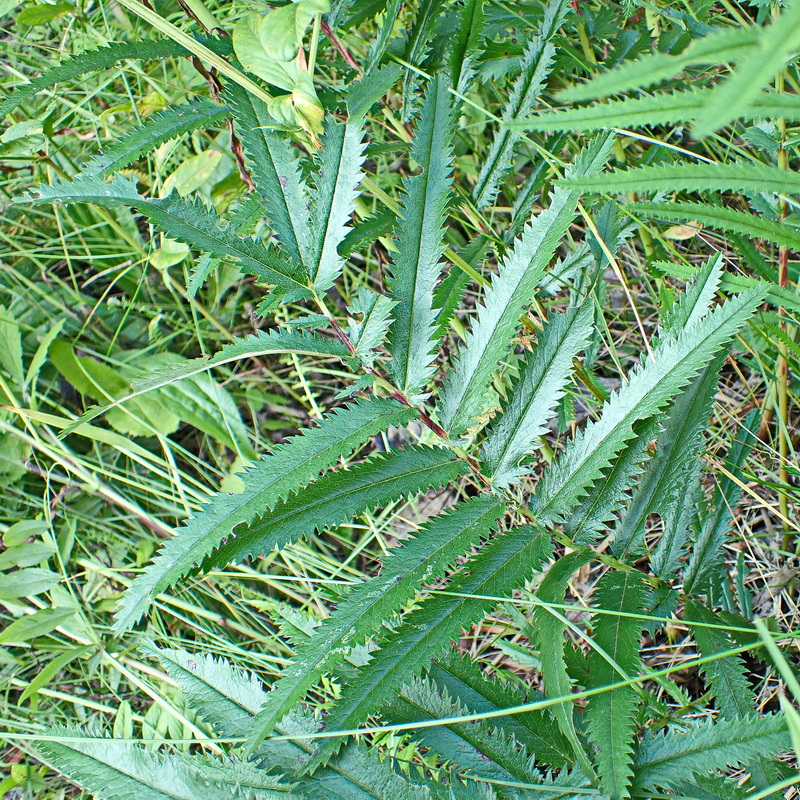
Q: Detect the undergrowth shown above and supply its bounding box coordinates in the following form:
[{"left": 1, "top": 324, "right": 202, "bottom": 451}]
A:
[{"left": 1, "top": 0, "right": 800, "bottom": 798}]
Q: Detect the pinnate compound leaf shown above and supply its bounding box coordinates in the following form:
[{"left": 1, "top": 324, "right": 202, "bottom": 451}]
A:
[
  {"left": 35, "top": 727, "right": 294, "bottom": 800},
  {"left": 114, "top": 398, "right": 415, "bottom": 631},
  {"left": 245, "top": 497, "right": 505, "bottom": 752},
  {"left": 387, "top": 72, "right": 455, "bottom": 397},
  {"left": 472, "top": 0, "right": 570, "bottom": 209},
  {"left": 585, "top": 570, "right": 649, "bottom": 799},
  {"left": 308, "top": 525, "right": 554, "bottom": 766},
  {"left": 205, "top": 445, "right": 468, "bottom": 570},
  {"left": 632, "top": 714, "right": 789, "bottom": 792},
  {"left": 482, "top": 297, "right": 593, "bottom": 488},
  {"left": 531, "top": 287, "right": 764, "bottom": 525},
  {"left": 439, "top": 133, "right": 614, "bottom": 435}
]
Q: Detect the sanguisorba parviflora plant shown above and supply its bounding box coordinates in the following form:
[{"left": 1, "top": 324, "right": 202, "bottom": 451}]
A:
[{"left": 8, "top": 0, "right": 800, "bottom": 797}]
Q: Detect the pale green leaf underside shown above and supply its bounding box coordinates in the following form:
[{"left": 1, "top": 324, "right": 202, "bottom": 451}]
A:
[
  {"left": 114, "top": 398, "right": 415, "bottom": 631},
  {"left": 633, "top": 714, "right": 789, "bottom": 791},
  {"left": 507, "top": 89, "right": 800, "bottom": 132}
]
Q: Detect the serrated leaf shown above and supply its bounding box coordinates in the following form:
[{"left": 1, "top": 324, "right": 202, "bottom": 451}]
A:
[
  {"left": 387, "top": 73, "right": 455, "bottom": 396},
  {"left": 472, "top": 0, "right": 569, "bottom": 209},
  {"left": 346, "top": 287, "right": 396, "bottom": 365},
  {"left": 244, "top": 497, "right": 504, "bottom": 753},
  {"left": 308, "top": 116, "right": 367, "bottom": 291},
  {"left": 205, "top": 445, "right": 467, "bottom": 570},
  {"left": 81, "top": 99, "right": 230, "bottom": 178},
  {"left": 439, "top": 133, "right": 614, "bottom": 435},
  {"left": 559, "top": 26, "right": 761, "bottom": 103},
  {"left": 562, "top": 160, "right": 800, "bottom": 197},
  {"left": 482, "top": 297, "right": 593, "bottom": 488},
  {"left": 148, "top": 646, "right": 433, "bottom": 800},
  {"left": 507, "top": 89, "right": 800, "bottom": 132},
  {"left": 30, "top": 176, "right": 310, "bottom": 298},
  {"left": 114, "top": 398, "right": 415, "bottom": 631},
  {"left": 531, "top": 288, "right": 763, "bottom": 525},
  {"left": 429, "top": 651, "right": 572, "bottom": 769},
  {"left": 0, "top": 39, "right": 186, "bottom": 119},
  {"left": 686, "top": 600, "right": 756, "bottom": 720},
  {"left": 307, "top": 525, "right": 553, "bottom": 766},
  {"left": 585, "top": 570, "right": 649, "bottom": 799},
  {"left": 225, "top": 85, "right": 311, "bottom": 266},
  {"left": 693, "top": 0, "right": 800, "bottom": 137},
  {"left": 627, "top": 201, "right": 800, "bottom": 252},
  {"left": 632, "top": 714, "right": 789, "bottom": 791},
  {"left": 35, "top": 728, "right": 294, "bottom": 800},
  {"left": 531, "top": 550, "right": 596, "bottom": 778}
]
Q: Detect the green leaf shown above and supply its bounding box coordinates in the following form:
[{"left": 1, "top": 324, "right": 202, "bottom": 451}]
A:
[
  {"left": 31, "top": 176, "right": 310, "bottom": 298},
  {"left": 0, "top": 40, "right": 185, "bottom": 119},
  {"left": 386, "top": 675, "right": 543, "bottom": 786},
  {"left": 482, "top": 298, "right": 593, "bottom": 488},
  {"left": 114, "top": 398, "right": 415, "bottom": 631},
  {"left": 530, "top": 550, "right": 596, "bottom": 778},
  {"left": 686, "top": 600, "right": 755, "bottom": 720},
  {"left": 81, "top": 99, "right": 231, "bottom": 178},
  {"left": 225, "top": 85, "right": 311, "bottom": 266},
  {"left": 387, "top": 73, "right": 455, "bottom": 397},
  {"left": 0, "top": 568, "right": 60, "bottom": 599},
  {"left": 244, "top": 497, "right": 504, "bottom": 753},
  {"left": 0, "top": 305, "right": 24, "bottom": 386},
  {"left": 472, "top": 0, "right": 570, "bottom": 209},
  {"left": 148, "top": 645, "right": 433, "bottom": 800},
  {"left": 693, "top": 0, "right": 800, "bottom": 138},
  {"left": 559, "top": 26, "right": 761, "bottom": 103},
  {"left": 35, "top": 728, "right": 294, "bottom": 800},
  {"left": 428, "top": 651, "right": 572, "bottom": 769},
  {"left": 0, "top": 607, "right": 75, "bottom": 645},
  {"left": 507, "top": 89, "right": 800, "bottom": 132},
  {"left": 346, "top": 287, "right": 396, "bottom": 365},
  {"left": 308, "top": 116, "right": 367, "bottom": 291},
  {"left": 308, "top": 525, "right": 553, "bottom": 766},
  {"left": 632, "top": 714, "right": 789, "bottom": 792},
  {"left": 439, "top": 133, "right": 614, "bottom": 435},
  {"left": 683, "top": 410, "right": 759, "bottom": 596},
  {"left": 16, "top": 2, "right": 72, "bottom": 25},
  {"left": 448, "top": 0, "right": 484, "bottom": 95},
  {"left": 627, "top": 201, "right": 800, "bottom": 252},
  {"left": 204, "top": 445, "right": 467, "bottom": 570},
  {"left": 561, "top": 160, "right": 800, "bottom": 197},
  {"left": 585, "top": 570, "right": 649, "bottom": 799},
  {"left": 531, "top": 287, "right": 763, "bottom": 525}
]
